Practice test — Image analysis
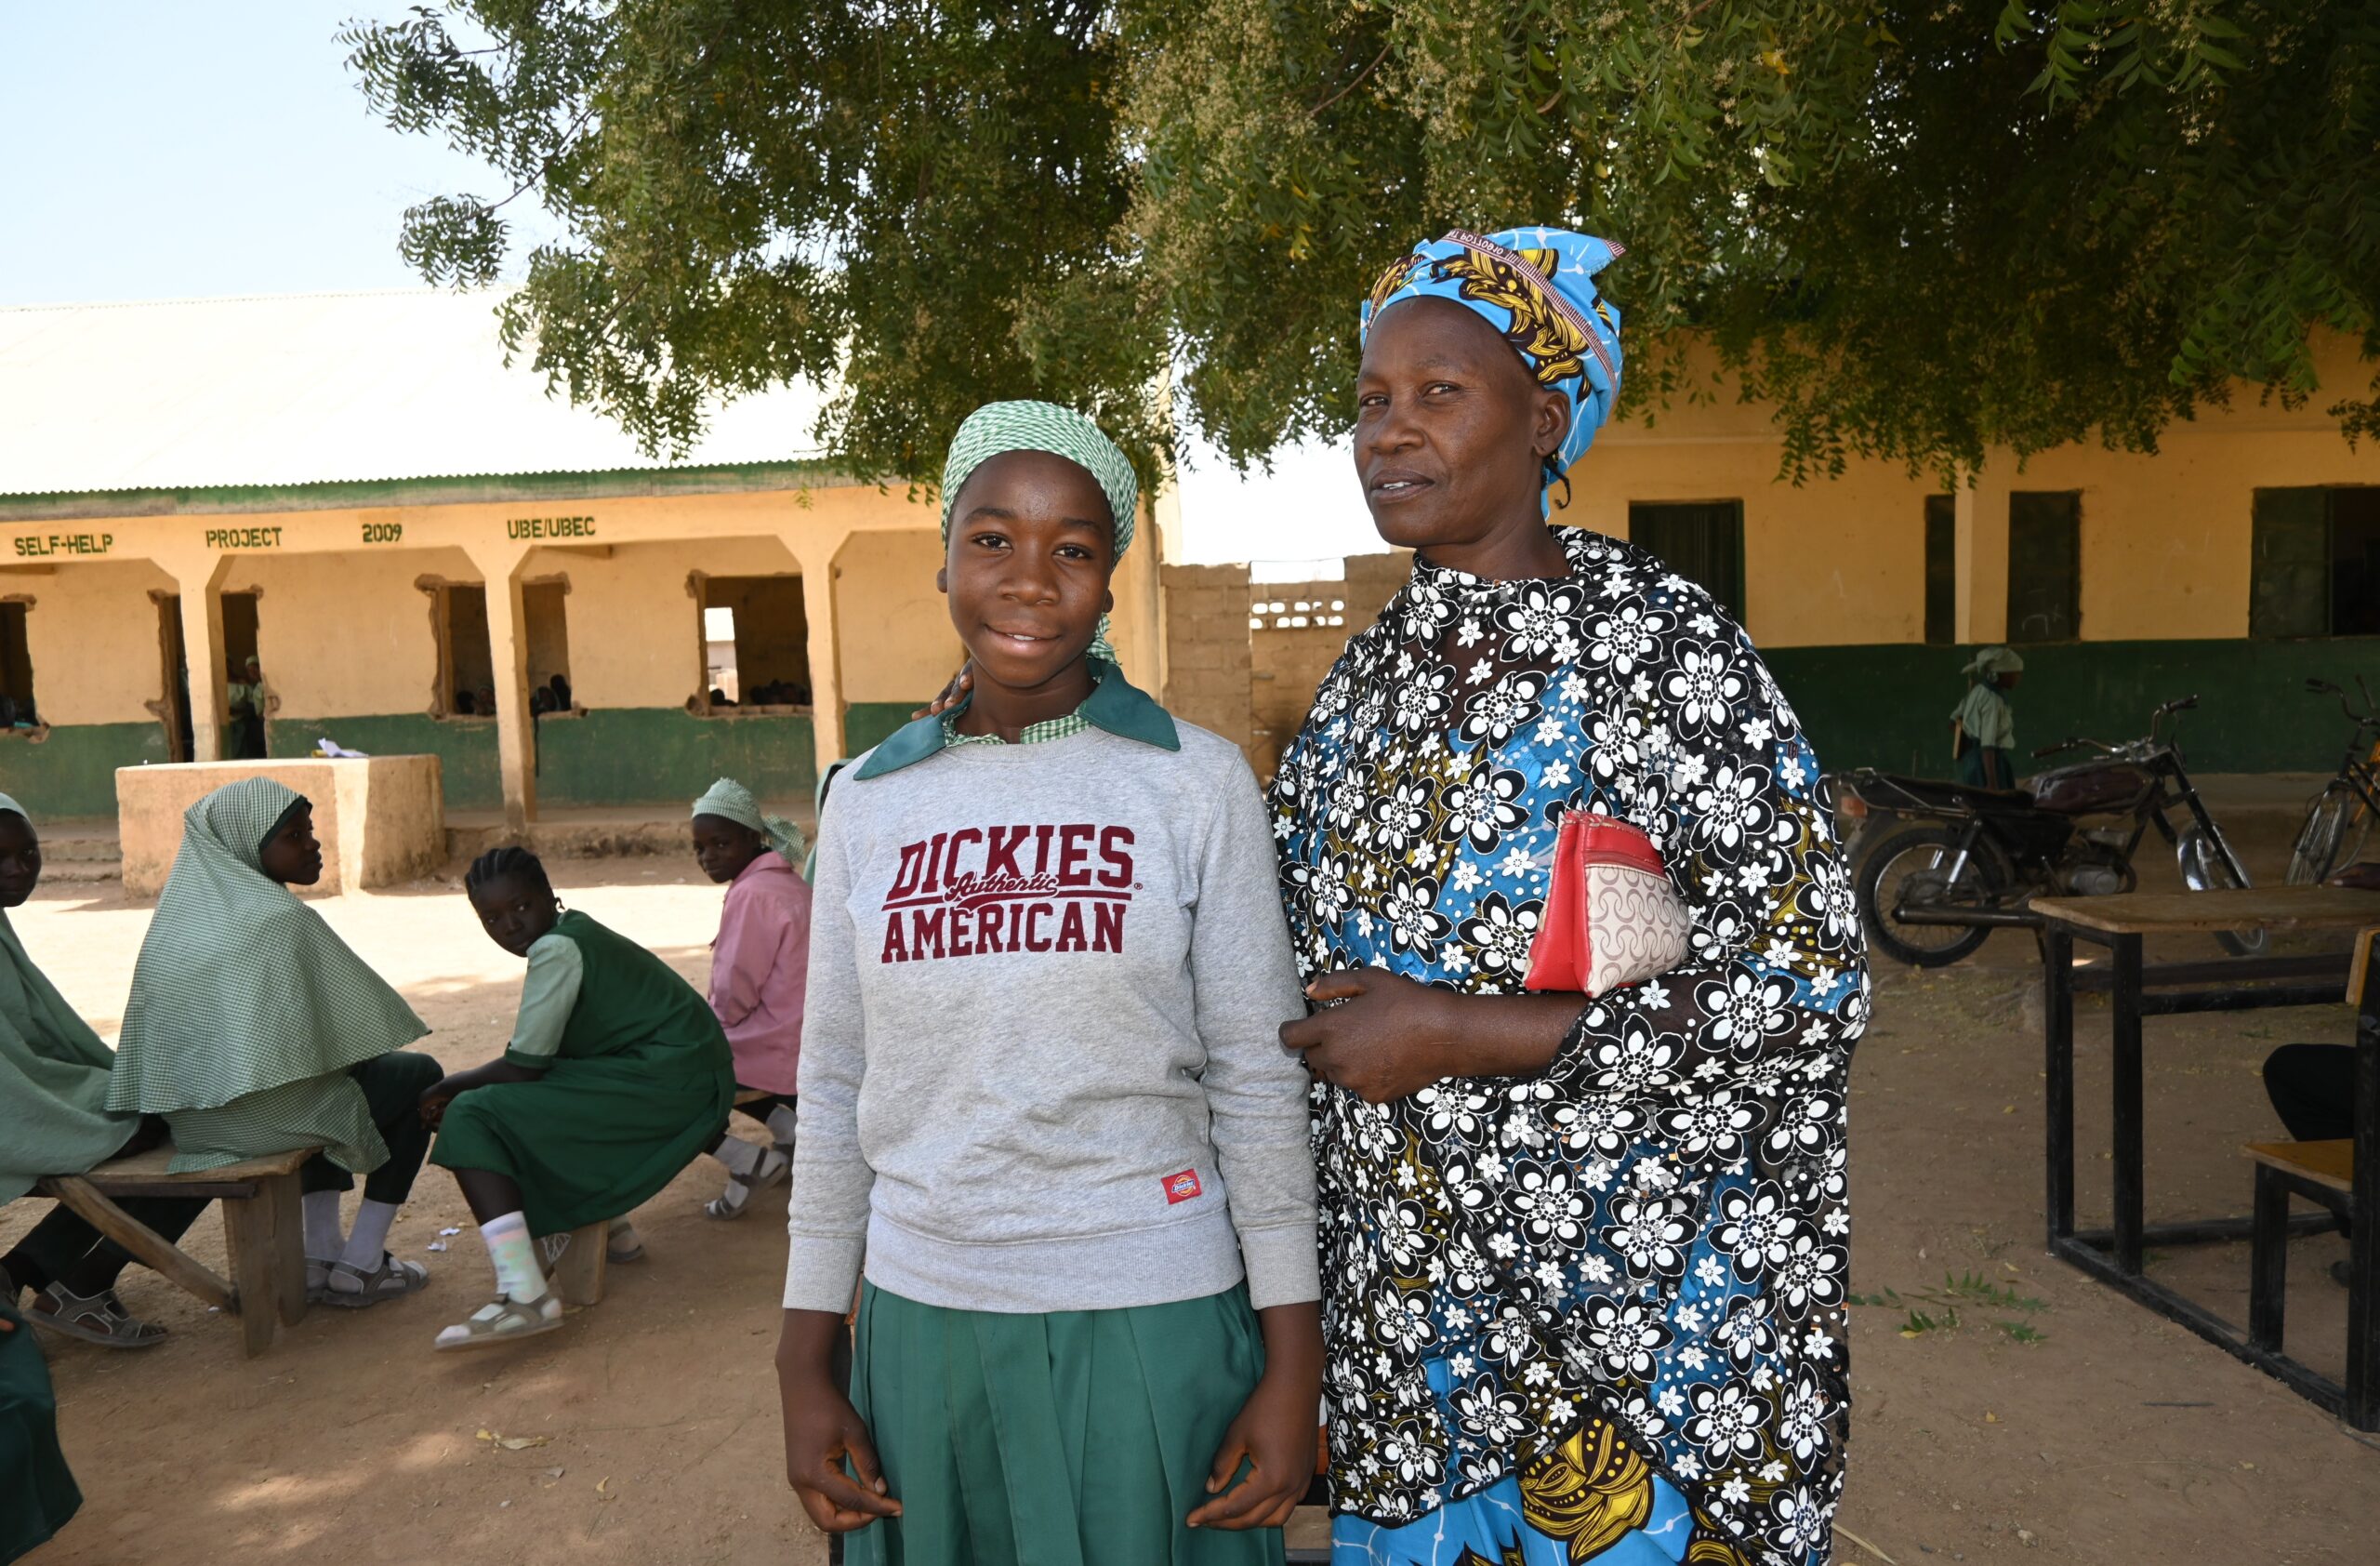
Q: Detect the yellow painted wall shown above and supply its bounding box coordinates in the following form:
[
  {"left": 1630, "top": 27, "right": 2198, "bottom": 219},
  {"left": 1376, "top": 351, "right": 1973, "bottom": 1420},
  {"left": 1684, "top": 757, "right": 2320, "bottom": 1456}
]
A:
[
  {"left": 528, "top": 536, "right": 800, "bottom": 710},
  {"left": 1561, "top": 330, "right": 2380, "bottom": 647},
  {"left": 228, "top": 547, "right": 476, "bottom": 715},
  {"left": 834, "top": 530, "right": 963, "bottom": 703},
  {"left": 3, "top": 559, "right": 178, "bottom": 724}
]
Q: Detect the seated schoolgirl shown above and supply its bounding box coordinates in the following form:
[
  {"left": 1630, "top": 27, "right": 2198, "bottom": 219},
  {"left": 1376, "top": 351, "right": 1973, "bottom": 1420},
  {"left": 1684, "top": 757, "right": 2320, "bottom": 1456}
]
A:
[
  {"left": 777, "top": 402, "right": 1322, "bottom": 1563},
  {"left": 689, "top": 777, "right": 810, "bottom": 1218},
  {"left": 419, "top": 847, "right": 734, "bottom": 1349},
  {"left": 105, "top": 778, "right": 440, "bottom": 1309},
  {"left": 0, "top": 793, "right": 209, "bottom": 1348}
]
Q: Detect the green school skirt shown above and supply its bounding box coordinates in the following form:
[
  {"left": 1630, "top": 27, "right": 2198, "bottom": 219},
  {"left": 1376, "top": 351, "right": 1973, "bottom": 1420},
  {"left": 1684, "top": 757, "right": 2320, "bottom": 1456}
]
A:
[
  {"left": 0, "top": 1302, "right": 81, "bottom": 1563},
  {"left": 844, "top": 1282, "right": 1285, "bottom": 1566},
  {"left": 430, "top": 1040, "right": 732, "bottom": 1234}
]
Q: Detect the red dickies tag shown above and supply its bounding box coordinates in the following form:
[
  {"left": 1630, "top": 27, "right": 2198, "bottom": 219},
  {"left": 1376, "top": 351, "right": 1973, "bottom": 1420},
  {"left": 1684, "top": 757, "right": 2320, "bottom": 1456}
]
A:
[{"left": 1163, "top": 1169, "right": 1203, "bottom": 1204}]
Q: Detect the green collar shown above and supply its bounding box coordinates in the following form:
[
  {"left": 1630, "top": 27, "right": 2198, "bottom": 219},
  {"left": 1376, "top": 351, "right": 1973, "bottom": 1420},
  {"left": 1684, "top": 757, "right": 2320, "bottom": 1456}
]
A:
[{"left": 853, "top": 657, "right": 1180, "bottom": 779}]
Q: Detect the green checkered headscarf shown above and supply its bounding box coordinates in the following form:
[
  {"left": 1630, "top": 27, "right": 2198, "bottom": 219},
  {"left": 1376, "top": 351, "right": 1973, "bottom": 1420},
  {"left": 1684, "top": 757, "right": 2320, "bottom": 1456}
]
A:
[
  {"left": 692, "top": 776, "right": 807, "bottom": 866},
  {"left": 941, "top": 400, "right": 1137, "bottom": 660},
  {"left": 106, "top": 777, "right": 428, "bottom": 1114},
  {"left": 0, "top": 791, "right": 140, "bottom": 1201}
]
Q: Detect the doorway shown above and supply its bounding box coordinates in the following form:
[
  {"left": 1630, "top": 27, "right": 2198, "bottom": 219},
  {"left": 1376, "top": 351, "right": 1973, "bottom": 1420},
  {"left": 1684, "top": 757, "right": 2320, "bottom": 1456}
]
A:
[
  {"left": 220, "top": 590, "right": 265, "bottom": 759},
  {"left": 156, "top": 593, "right": 192, "bottom": 762}
]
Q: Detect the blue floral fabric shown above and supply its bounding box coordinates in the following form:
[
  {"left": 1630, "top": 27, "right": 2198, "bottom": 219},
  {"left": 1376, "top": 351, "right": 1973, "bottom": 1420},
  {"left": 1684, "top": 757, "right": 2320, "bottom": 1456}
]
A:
[{"left": 1268, "top": 527, "right": 1868, "bottom": 1566}]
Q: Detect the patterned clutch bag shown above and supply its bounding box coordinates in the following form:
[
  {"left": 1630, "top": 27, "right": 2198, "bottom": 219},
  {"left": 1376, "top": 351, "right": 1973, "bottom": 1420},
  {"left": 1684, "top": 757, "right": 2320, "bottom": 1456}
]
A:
[{"left": 1522, "top": 811, "right": 1694, "bottom": 996}]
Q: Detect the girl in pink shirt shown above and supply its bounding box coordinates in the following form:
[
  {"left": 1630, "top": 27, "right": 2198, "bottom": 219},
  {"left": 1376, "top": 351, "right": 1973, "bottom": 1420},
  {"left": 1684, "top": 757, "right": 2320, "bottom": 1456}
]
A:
[{"left": 691, "top": 777, "right": 812, "bottom": 1218}]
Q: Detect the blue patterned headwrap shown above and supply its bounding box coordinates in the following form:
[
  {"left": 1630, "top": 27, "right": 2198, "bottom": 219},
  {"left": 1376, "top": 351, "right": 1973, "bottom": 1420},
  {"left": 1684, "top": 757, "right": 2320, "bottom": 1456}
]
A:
[
  {"left": 1359, "top": 227, "right": 1626, "bottom": 516},
  {"left": 939, "top": 399, "right": 1138, "bottom": 661}
]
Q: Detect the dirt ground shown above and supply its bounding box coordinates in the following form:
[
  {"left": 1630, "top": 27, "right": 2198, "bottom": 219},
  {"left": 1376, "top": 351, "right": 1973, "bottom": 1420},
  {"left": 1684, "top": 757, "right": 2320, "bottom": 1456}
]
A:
[{"left": 7, "top": 860, "right": 2378, "bottom": 1565}]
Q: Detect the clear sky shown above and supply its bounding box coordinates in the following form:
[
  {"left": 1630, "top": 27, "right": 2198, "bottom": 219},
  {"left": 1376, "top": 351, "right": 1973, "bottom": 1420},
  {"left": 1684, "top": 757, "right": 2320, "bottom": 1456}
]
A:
[{"left": 0, "top": 1, "right": 1377, "bottom": 569}]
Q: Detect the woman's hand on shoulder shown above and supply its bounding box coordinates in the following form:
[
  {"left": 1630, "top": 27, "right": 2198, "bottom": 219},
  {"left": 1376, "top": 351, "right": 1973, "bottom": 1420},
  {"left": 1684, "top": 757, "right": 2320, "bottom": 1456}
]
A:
[
  {"left": 1188, "top": 1301, "right": 1323, "bottom": 1531},
  {"left": 909, "top": 660, "right": 973, "bottom": 721},
  {"left": 1279, "top": 968, "right": 1458, "bottom": 1104}
]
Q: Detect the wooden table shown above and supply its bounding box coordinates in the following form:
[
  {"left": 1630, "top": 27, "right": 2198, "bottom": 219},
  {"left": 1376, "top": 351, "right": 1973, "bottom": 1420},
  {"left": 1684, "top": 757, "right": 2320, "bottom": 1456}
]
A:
[{"left": 2034, "top": 887, "right": 2380, "bottom": 1426}]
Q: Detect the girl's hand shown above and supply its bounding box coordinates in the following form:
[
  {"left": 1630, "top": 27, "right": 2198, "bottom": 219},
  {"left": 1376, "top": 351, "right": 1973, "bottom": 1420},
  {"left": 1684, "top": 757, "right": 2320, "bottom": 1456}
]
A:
[
  {"left": 908, "top": 661, "right": 973, "bottom": 720},
  {"left": 1189, "top": 1301, "right": 1323, "bottom": 1531},
  {"left": 416, "top": 1081, "right": 456, "bottom": 1130},
  {"left": 1279, "top": 968, "right": 1458, "bottom": 1104},
  {"left": 778, "top": 1308, "right": 900, "bottom": 1534}
]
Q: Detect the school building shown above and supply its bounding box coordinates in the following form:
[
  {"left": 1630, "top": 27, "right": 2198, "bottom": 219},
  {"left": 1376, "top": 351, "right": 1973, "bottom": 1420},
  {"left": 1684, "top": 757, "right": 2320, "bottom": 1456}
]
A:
[
  {"left": 5, "top": 289, "right": 2376, "bottom": 833},
  {"left": 1167, "top": 334, "right": 2380, "bottom": 783},
  {"left": 0, "top": 290, "right": 1161, "bottom": 827}
]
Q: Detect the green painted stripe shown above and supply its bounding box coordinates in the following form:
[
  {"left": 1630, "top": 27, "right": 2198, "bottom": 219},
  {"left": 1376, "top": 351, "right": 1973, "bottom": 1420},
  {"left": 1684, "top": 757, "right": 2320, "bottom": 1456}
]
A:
[
  {"left": 0, "top": 722, "right": 170, "bottom": 820},
  {"left": 1766, "top": 638, "right": 2380, "bottom": 777},
  {"left": 537, "top": 708, "right": 818, "bottom": 808},
  {"left": 846, "top": 701, "right": 928, "bottom": 758},
  {"left": 265, "top": 714, "right": 502, "bottom": 813}
]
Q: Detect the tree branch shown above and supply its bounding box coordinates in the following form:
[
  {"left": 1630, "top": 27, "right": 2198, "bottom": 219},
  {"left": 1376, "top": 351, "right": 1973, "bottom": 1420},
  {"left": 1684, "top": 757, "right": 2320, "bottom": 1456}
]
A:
[{"left": 1310, "top": 41, "right": 1392, "bottom": 116}]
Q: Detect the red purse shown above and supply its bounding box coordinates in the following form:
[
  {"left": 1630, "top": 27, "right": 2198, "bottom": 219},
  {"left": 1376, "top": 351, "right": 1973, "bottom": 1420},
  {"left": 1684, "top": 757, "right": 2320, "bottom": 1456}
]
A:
[{"left": 1523, "top": 811, "right": 1693, "bottom": 996}]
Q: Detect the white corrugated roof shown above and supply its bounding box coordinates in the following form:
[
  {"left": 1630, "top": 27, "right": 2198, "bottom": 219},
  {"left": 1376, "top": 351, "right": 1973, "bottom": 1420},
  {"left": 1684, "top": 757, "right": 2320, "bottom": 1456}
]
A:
[{"left": 0, "top": 288, "right": 827, "bottom": 495}]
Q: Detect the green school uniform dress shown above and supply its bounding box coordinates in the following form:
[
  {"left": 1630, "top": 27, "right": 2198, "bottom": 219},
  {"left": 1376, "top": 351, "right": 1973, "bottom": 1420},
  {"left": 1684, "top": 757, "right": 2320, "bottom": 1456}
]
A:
[
  {"left": 431, "top": 909, "right": 734, "bottom": 1234},
  {"left": 0, "top": 1300, "right": 81, "bottom": 1563}
]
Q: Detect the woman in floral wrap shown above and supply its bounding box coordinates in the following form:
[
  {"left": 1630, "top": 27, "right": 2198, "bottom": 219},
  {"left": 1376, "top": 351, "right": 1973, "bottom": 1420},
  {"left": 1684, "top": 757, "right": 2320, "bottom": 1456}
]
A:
[{"left": 1270, "top": 228, "right": 1869, "bottom": 1566}]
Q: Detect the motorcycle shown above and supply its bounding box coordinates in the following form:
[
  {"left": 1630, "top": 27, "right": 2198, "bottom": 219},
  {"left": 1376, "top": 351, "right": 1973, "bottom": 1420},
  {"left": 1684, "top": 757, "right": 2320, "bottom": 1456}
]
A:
[{"left": 1836, "top": 695, "right": 2263, "bottom": 967}]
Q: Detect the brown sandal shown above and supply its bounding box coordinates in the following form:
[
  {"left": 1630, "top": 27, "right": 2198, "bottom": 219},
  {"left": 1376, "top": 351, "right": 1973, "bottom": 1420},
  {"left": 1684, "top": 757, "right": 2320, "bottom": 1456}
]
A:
[{"left": 30, "top": 1284, "right": 168, "bottom": 1349}]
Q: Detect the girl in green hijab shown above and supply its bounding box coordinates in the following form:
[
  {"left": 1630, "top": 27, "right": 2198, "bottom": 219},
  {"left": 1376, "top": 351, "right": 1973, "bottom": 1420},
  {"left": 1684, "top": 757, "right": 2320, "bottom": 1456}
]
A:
[
  {"left": 0, "top": 794, "right": 209, "bottom": 1349},
  {"left": 106, "top": 778, "right": 443, "bottom": 1309}
]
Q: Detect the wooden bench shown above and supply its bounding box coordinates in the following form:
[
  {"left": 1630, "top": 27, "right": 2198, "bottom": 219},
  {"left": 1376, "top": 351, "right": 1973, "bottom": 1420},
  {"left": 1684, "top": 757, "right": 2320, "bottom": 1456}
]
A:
[{"left": 34, "top": 1145, "right": 314, "bottom": 1359}]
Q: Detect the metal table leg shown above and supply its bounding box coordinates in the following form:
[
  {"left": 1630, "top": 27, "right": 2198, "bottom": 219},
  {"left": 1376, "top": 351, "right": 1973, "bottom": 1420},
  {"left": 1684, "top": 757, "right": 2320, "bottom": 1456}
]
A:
[
  {"left": 2043, "top": 925, "right": 2076, "bottom": 1243},
  {"left": 2110, "top": 934, "right": 2146, "bottom": 1276}
]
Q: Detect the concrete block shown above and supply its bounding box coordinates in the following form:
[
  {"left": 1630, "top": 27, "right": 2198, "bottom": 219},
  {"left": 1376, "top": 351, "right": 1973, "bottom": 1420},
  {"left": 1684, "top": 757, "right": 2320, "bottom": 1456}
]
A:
[{"left": 117, "top": 756, "right": 446, "bottom": 897}]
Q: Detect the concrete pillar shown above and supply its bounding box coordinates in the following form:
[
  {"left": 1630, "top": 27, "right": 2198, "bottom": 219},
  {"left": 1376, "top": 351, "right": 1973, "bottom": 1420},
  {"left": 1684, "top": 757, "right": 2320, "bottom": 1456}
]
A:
[
  {"left": 464, "top": 541, "right": 537, "bottom": 829},
  {"left": 1954, "top": 463, "right": 2013, "bottom": 645},
  {"left": 798, "top": 529, "right": 848, "bottom": 782},
  {"left": 163, "top": 554, "right": 230, "bottom": 763},
  {"left": 1107, "top": 503, "right": 1166, "bottom": 692}
]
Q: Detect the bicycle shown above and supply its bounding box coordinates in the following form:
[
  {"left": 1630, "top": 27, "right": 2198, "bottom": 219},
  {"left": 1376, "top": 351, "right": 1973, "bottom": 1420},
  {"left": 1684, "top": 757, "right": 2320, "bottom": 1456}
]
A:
[{"left": 2285, "top": 676, "right": 2380, "bottom": 885}]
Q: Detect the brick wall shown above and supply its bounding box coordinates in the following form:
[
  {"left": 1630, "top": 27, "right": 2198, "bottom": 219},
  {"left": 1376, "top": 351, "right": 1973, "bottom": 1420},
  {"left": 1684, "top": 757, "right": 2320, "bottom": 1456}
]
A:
[{"left": 1158, "top": 562, "right": 1254, "bottom": 754}]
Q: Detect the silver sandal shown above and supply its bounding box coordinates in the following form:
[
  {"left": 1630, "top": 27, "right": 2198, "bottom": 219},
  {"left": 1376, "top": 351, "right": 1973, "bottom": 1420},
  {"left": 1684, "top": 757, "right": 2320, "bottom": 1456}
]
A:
[
  {"left": 322, "top": 1253, "right": 430, "bottom": 1309},
  {"left": 433, "top": 1294, "right": 564, "bottom": 1351},
  {"left": 705, "top": 1146, "right": 791, "bottom": 1220},
  {"left": 30, "top": 1284, "right": 167, "bottom": 1348}
]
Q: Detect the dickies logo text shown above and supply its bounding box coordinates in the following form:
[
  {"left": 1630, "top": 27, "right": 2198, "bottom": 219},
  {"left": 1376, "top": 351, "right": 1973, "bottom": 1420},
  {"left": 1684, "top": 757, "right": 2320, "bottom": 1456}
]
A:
[{"left": 879, "top": 823, "right": 1135, "bottom": 963}]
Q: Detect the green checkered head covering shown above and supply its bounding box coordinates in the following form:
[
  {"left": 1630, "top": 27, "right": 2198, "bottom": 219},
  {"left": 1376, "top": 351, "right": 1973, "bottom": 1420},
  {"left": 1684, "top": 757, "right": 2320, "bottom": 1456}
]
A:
[
  {"left": 940, "top": 400, "right": 1137, "bottom": 661},
  {"left": 692, "top": 776, "right": 807, "bottom": 866},
  {"left": 106, "top": 777, "right": 428, "bottom": 1115},
  {"left": 0, "top": 791, "right": 141, "bottom": 1201}
]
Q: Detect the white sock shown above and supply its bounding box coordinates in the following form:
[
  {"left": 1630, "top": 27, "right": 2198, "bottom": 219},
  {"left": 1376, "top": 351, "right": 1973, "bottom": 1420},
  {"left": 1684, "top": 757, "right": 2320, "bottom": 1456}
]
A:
[
  {"left": 480, "top": 1212, "right": 549, "bottom": 1304},
  {"left": 337, "top": 1200, "right": 402, "bottom": 1270},
  {"left": 302, "top": 1191, "right": 345, "bottom": 1264},
  {"left": 764, "top": 1104, "right": 800, "bottom": 1147},
  {"left": 712, "top": 1136, "right": 763, "bottom": 1178}
]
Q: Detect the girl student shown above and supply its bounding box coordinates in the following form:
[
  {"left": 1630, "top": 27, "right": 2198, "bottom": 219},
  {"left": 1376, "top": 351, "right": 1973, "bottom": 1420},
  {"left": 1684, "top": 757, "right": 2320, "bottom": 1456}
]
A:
[
  {"left": 777, "top": 401, "right": 1323, "bottom": 1564},
  {"left": 689, "top": 777, "right": 811, "bottom": 1218},
  {"left": 0, "top": 793, "right": 208, "bottom": 1348},
  {"left": 417, "top": 847, "right": 734, "bottom": 1349},
  {"left": 105, "top": 778, "right": 442, "bottom": 1309}
]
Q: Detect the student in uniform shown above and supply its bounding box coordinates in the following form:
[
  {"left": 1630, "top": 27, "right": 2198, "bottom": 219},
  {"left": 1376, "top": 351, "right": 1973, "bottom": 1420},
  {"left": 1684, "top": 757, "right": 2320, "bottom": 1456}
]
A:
[
  {"left": 689, "top": 778, "right": 810, "bottom": 1218},
  {"left": 1952, "top": 645, "right": 2024, "bottom": 789},
  {"left": 419, "top": 847, "right": 734, "bottom": 1349},
  {"left": 105, "top": 778, "right": 439, "bottom": 1308},
  {"left": 0, "top": 794, "right": 209, "bottom": 1347},
  {"left": 776, "top": 401, "right": 1322, "bottom": 1564}
]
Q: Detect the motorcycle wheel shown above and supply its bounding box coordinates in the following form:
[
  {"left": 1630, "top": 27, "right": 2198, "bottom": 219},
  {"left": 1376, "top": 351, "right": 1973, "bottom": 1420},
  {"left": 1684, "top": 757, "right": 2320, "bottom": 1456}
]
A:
[
  {"left": 2177, "top": 828, "right": 2267, "bottom": 957},
  {"left": 2287, "top": 784, "right": 2370, "bottom": 887},
  {"left": 1856, "top": 824, "right": 2004, "bottom": 968}
]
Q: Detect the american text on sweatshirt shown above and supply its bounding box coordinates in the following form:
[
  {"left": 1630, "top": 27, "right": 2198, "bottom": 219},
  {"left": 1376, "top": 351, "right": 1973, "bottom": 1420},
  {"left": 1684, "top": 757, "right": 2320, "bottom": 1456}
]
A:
[{"left": 879, "top": 822, "right": 1136, "bottom": 962}]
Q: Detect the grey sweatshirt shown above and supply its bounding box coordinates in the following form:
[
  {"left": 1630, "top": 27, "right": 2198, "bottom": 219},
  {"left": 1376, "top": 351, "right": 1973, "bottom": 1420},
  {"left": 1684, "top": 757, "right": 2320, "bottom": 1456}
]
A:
[{"left": 782, "top": 721, "right": 1319, "bottom": 1315}]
